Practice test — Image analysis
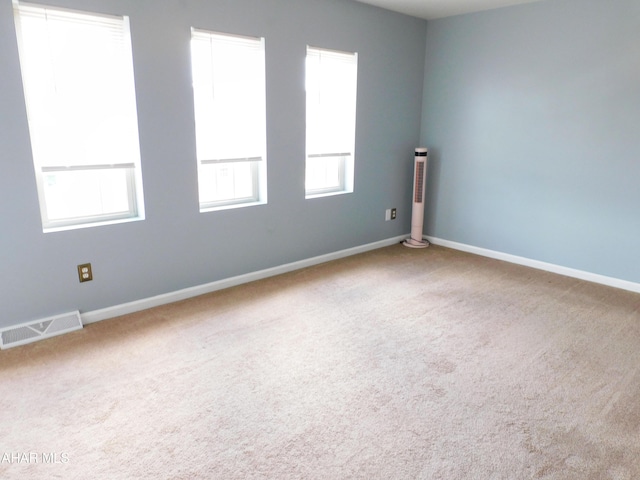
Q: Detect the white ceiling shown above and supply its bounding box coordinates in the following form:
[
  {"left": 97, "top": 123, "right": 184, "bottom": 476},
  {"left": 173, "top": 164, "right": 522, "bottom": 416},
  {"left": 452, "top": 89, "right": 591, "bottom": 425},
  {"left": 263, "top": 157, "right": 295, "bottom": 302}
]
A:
[{"left": 353, "top": 0, "right": 547, "bottom": 20}]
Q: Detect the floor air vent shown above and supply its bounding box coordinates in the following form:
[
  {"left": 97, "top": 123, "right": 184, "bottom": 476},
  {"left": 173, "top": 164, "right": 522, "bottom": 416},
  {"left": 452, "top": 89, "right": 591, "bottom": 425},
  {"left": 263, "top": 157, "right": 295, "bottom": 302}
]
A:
[{"left": 0, "top": 311, "right": 83, "bottom": 350}]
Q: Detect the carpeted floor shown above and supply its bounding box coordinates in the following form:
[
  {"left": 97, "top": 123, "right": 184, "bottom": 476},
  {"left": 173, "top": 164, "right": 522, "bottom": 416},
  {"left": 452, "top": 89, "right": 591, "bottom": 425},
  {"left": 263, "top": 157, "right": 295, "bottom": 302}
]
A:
[{"left": 1, "top": 244, "right": 640, "bottom": 479}]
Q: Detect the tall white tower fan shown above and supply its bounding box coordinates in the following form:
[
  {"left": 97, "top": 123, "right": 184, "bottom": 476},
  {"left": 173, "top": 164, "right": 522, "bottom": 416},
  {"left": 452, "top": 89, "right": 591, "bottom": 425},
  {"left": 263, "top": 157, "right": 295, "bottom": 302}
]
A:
[{"left": 403, "top": 147, "right": 429, "bottom": 248}]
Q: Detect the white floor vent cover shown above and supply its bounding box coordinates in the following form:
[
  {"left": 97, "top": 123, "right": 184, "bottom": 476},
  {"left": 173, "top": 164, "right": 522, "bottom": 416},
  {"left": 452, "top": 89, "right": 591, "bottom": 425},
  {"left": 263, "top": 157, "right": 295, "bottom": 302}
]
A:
[{"left": 0, "top": 311, "right": 83, "bottom": 350}]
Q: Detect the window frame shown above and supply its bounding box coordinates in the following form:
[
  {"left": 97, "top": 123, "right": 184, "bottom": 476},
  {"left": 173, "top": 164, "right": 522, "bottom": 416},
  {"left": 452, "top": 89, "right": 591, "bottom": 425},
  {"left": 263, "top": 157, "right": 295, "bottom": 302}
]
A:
[
  {"left": 305, "top": 153, "right": 348, "bottom": 196},
  {"left": 190, "top": 28, "right": 268, "bottom": 212},
  {"left": 37, "top": 164, "right": 139, "bottom": 231},
  {"left": 197, "top": 157, "right": 261, "bottom": 210},
  {"left": 305, "top": 46, "right": 358, "bottom": 199},
  {"left": 13, "top": 1, "right": 145, "bottom": 232}
]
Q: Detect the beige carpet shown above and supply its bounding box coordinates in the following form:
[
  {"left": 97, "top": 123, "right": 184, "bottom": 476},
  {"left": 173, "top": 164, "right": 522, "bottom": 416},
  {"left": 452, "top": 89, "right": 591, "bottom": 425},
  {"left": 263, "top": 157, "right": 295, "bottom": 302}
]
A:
[{"left": 1, "top": 244, "right": 640, "bottom": 479}]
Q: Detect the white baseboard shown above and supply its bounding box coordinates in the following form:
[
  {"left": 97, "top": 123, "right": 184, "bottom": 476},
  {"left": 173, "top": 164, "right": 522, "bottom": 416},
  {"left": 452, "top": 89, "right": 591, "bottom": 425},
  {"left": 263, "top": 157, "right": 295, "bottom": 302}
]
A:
[
  {"left": 81, "top": 233, "right": 640, "bottom": 326},
  {"left": 81, "top": 235, "right": 407, "bottom": 325},
  {"left": 426, "top": 236, "right": 640, "bottom": 294}
]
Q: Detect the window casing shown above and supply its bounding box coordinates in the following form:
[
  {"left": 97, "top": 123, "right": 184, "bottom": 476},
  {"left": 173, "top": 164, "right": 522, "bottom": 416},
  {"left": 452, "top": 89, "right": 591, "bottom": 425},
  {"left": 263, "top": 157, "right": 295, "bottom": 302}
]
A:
[
  {"left": 13, "top": 1, "right": 144, "bottom": 231},
  {"left": 190, "top": 29, "right": 267, "bottom": 211},
  {"left": 305, "top": 47, "right": 358, "bottom": 198}
]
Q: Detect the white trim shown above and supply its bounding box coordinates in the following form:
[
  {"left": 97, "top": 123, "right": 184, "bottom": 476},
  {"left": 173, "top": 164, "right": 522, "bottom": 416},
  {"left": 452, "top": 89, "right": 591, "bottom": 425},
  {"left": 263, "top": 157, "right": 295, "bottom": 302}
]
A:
[
  {"left": 426, "top": 236, "right": 640, "bottom": 294},
  {"left": 44, "top": 215, "right": 144, "bottom": 234},
  {"left": 81, "top": 235, "right": 407, "bottom": 325}
]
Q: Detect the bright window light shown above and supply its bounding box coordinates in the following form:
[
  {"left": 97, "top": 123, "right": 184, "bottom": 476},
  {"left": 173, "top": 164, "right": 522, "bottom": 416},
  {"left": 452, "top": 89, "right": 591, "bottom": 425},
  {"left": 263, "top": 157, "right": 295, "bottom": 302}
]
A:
[
  {"left": 190, "top": 29, "right": 267, "bottom": 210},
  {"left": 305, "top": 46, "right": 358, "bottom": 197},
  {"left": 13, "top": 1, "right": 144, "bottom": 231}
]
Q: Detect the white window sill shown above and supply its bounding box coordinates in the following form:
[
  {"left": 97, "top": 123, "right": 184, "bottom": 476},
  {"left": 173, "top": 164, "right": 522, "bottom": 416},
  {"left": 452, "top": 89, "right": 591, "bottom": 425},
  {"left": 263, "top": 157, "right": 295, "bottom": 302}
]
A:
[
  {"left": 199, "top": 199, "right": 266, "bottom": 213},
  {"left": 305, "top": 189, "right": 352, "bottom": 200},
  {"left": 43, "top": 215, "right": 144, "bottom": 234}
]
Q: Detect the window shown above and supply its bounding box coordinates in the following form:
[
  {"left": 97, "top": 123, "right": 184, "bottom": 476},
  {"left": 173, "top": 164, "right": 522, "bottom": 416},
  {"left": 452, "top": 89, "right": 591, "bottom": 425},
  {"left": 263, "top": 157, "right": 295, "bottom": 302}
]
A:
[
  {"left": 13, "top": 2, "right": 144, "bottom": 231},
  {"left": 305, "top": 46, "right": 358, "bottom": 197},
  {"left": 190, "top": 29, "right": 267, "bottom": 210}
]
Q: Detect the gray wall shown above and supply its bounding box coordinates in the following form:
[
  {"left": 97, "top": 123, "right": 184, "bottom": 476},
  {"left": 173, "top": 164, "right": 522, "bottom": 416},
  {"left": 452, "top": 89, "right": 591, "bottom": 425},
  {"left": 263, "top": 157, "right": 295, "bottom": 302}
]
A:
[
  {"left": 0, "top": 0, "right": 427, "bottom": 328},
  {"left": 421, "top": 0, "right": 640, "bottom": 283}
]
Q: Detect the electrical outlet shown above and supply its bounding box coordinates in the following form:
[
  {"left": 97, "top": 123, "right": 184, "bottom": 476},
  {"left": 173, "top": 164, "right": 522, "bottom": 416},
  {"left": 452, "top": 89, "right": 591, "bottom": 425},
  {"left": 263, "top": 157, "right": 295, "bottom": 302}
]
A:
[
  {"left": 77, "top": 263, "right": 93, "bottom": 283},
  {"left": 391, "top": 208, "right": 397, "bottom": 220}
]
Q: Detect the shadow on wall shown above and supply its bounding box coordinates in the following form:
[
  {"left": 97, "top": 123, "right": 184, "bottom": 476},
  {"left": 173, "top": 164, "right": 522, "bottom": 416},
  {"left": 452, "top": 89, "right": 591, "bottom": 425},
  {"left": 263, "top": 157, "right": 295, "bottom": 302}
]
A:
[{"left": 424, "top": 147, "right": 440, "bottom": 235}]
